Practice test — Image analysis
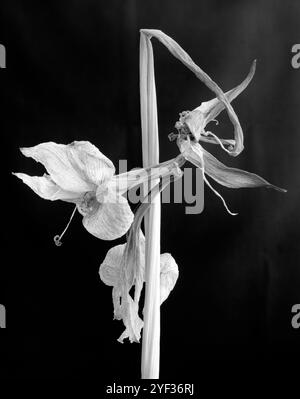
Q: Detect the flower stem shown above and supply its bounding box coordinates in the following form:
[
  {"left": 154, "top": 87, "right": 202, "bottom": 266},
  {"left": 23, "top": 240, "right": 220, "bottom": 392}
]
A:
[{"left": 139, "top": 31, "right": 161, "bottom": 379}]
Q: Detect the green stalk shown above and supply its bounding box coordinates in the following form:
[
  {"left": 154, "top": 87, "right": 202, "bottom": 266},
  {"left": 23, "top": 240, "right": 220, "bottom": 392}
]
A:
[{"left": 139, "top": 31, "right": 161, "bottom": 379}]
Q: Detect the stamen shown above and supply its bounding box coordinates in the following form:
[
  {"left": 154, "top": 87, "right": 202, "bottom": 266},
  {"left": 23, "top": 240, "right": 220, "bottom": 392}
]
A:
[
  {"left": 202, "top": 171, "right": 238, "bottom": 216},
  {"left": 53, "top": 205, "right": 77, "bottom": 246},
  {"left": 205, "top": 130, "right": 233, "bottom": 154},
  {"left": 168, "top": 132, "right": 178, "bottom": 141}
]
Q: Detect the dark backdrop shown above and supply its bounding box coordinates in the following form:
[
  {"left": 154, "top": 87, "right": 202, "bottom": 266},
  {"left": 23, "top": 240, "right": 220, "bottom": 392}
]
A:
[{"left": 1, "top": 0, "right": 299, "bottom": 386}]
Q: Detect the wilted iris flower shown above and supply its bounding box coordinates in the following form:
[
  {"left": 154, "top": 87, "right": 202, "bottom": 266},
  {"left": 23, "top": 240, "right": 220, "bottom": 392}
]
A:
[
  {"left": 141, "top": 29, "right": 286, "bottom": 215},
  {"left": 13, "top": 140, "right": 182, "bottom": 242},
  {"left": 97, "top": 167, "right": 182, "bottom": 344},
  {"left": 100, "top": 229, "right": 179, "bottom": 343},
  {"left": 172, "top": 70, "right": 287, "bottom": 214}
]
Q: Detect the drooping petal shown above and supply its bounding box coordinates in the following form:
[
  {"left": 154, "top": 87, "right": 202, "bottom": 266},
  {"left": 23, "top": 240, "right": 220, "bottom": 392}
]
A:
[
  {"left": 196, "top": 60, "right": 256, "bottom": 124},
  {"left": 195, "top": 135, "right": 235, "bottom": 147},
  {"left": 100, "top": 235, "right": 145, "bottom": 343},
  {"left": 20, "top": 141, "right": 115, "bottom": 193},
  {"left": 178, "top": 139, "right": 286, "bottom": 193},
  {"left": 12, "top": 172, "right": 81, "bottom": 201},
  {"left": 99, "top": 202, "right": 179, "bottom": 343},
  {"left": 115, "top": 292, "right": 144, "bottom": 344},
  {"left": 20, "top": 142, "right": 94, "bottom": 193},
  {"left": 159, "top": 253, "right": 179, "bottom": 305},
  {"left": 141, "top": 29, "right": 244, "bottom": 156},
  {"left": 177, "top": 61, "right": 256, "bottom": 146},
  {"left": 99, "top": 178, "right": 182, "bottom": 343},
  {"left": 105, "top": 243, "right": 144, "bottom": 344},
  {"left": 99, "top": 231, "right": 146, "bottom": 298},
  {"left": 67, "top": 141, "right": 115, "bottom": 186},
  {"left": 177, "top": 137, "right": 205, "bottom": 169},
  {"left": 82, "top": 190, "right": 134, "bottom": 240},
  {"left": 99, "top": 236, "right": 180, "bottom": 305},
  {"left": 177, "top": 139, "right": 243, "bottom": 215},
  {"left": 99, "top": 244, "right": 126, "bottom": 286},
  {"left": 202, "top": 148, "right": 287, "bottom": 192}
]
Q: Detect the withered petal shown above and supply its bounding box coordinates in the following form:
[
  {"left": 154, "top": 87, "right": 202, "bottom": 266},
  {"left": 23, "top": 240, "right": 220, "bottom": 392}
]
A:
[
  {"left": 159, "top": 253, "right": 179, "bottom": 305},
  {"left": 19, "top": 141, "right": 115, "bottom": 193},
  {"left": 12, "top": 172, "right": 80, "bottom": 201},
  {"left": 99, "top": 244, "right": 126, "bottom": 286},
  {"left": 203, "top": 148, "right": 287, "bottom": 192},
  {"left": 197, "top": 60, "right": 256, "bottom": 123},
  {"left": 82, "top": 191, "right": 134, "bottom": 240},
  {"left": 141, "top": 29, "right": 245, "bottom": 156}
]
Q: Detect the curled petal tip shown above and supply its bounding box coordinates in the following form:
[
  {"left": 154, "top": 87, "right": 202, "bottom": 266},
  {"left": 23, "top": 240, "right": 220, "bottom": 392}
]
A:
[
  {"left": 140, "top": 28, "right": 151, "bottom": 36},
  {"left": 229, "top": 144, "right": 244, "bottom": 157},
  {"left": 248, "top": 59, "right": 257, "bottom": 81}
]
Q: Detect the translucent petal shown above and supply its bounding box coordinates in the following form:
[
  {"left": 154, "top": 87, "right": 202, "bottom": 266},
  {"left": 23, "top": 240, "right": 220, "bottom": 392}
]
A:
[
  {"left": 180, "top": 61, "right": 256, "bottom": 146},
  {"left": 202, "top": 148, "right": 287, "bottom": 192},
  {"left": 99, "top": 220, "right": 179, "bottom": 342},
  {"left": 67, "top": 141, "right": 115, "bottom": 186},
  {"left": 12, "top": 172, "right": 80, "bottom": 201},
  {"left": 116, "top": 293, "right": 144, "bottom": 344},
  {"left": 177, "top": 137, "right": 205, "bottom": 169},
  {"left": 20, "top": 142, "right": 94, "bottom": 193},
  {"left": 197, "top": 135, "right": 235, "bottom": 148},
  {"left": 159, "top": 253, "right": 179, "bottom": 305},
  {"left": 20, "top": 141, "right": 115, "bottom": 193},
  {"left": 179, "top": 139, "right": 286, "bottom": 193},
  {"left": 82, "top": 191, "right": 134, "bottom": 240},
  {"left": 100, "top": 231, "right": 145, "bottom": 343},
  {"left": 196, "top": 60, "right": 256, "bottom": 123},
  {"left": 99, "top": 244, "right": 126, "bottom": 286}
]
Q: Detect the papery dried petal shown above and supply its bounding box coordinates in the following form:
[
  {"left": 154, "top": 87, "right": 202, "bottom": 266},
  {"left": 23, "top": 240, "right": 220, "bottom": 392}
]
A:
[
  {"left": 99, "top": 244, "right": 126, "bottom": 286},
  {"left": 159, "top": 253, "right": 179, "bottom": 304},
  {"left": 12, "top": 173, "right": 80, "bottom": 201},
  {"left": 82, "top": 190, "right": 134, "bottom": 240},
  {"left": 196, "top": 60, "right": 256, "bottom": 124},
  {"left": 117, "top": 294, "right": 144, "bottom": 344},
  {"left": 141, "top": 29, "right": 244, "bottom": 156},
  {"left": 20, "top": 142, "right": 95, "bottom": 193},
  {"left": 178, "top": 139, "right": 237, "bottom": 215},
  {"left": 67, "top": 141, "right": 115, "bottom": 186},
  {"left": 19, "top": 141, "right": 115, "bottom": 193},
  {"left": 100, "top": 233, "right": 145, "bottom": 343},
  {"left": 177, "top": 137, "right": 204, "bottom": 169},
  {"left": 99, "top": 215, "right": 179, "bottom": 343},
  {"left": 202, "top": 148, "right": 287, "bottom": 192}
]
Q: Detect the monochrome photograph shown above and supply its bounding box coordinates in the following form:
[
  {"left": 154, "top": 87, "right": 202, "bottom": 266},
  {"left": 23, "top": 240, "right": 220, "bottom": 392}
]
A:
[{"left": 1, "top": 0, "right": 299, "bottom": 391}]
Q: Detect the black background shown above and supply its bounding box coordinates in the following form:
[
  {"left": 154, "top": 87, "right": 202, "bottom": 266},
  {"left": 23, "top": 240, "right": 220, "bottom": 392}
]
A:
[{"left": 0, "top": 0, "right": 299, "bottom": 386}]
